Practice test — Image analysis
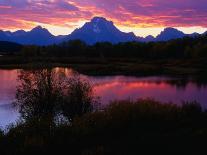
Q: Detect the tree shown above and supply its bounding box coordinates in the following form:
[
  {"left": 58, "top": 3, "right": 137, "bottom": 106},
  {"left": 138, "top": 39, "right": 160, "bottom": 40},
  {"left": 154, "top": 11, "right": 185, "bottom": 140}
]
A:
[
  {"left": 14, "top": 69, "right": 97, "bottom": 123},
  {"left": 20, "top": 45, "right": 40, "bottom": 57},
  {"left": 61, "top": 74, "right": 98, "bottom": 121},
  {"left": 14, "top": 69, "right": 62, "bottom": 122}
]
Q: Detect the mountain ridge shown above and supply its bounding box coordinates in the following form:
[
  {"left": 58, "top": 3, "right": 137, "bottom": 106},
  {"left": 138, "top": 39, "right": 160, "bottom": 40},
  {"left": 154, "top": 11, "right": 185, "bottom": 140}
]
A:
[
  {"left": 67, "top": 17, "right": 140, "bottom": 44},
  {"left": 0, "top": 17, "right": 206, "bottom": 45}
]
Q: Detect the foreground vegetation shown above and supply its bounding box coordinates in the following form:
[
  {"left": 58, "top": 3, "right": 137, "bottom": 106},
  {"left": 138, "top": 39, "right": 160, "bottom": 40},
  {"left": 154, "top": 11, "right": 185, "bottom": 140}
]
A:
[{"left": 1, "top": 99, "right": 207, "bottom": 154}]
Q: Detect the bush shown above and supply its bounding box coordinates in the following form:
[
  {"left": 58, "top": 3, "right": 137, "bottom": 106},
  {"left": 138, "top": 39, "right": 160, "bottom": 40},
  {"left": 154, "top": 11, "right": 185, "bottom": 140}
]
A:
[
  {"left": 4, "top": 99, "right": 207, "bottom": 154},
  {"left": 61, "top": 74, "right": 98, "bottom": 121}
]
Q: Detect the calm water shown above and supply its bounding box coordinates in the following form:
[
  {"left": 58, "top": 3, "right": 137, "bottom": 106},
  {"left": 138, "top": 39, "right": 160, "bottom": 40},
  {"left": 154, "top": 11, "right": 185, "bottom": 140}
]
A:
[{"left": 0, "top": 69, "right": 207, "bottom": 128}]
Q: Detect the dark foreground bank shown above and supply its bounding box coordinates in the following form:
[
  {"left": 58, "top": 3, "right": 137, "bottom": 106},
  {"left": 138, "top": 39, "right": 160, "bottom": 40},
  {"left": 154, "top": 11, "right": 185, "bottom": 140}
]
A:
[{"left": 1, "top": 99, "right": 207, "bottom": 155}]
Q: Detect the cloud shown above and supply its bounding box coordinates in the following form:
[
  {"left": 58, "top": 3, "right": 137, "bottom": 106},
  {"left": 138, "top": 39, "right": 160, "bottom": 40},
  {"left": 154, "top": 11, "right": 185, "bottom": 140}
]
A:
[
  {"left": 0, "top": 0, "right": 207, "bottom": 36},
  {"left": 58, "top": 1, "right": 79, "bottom": 11}
]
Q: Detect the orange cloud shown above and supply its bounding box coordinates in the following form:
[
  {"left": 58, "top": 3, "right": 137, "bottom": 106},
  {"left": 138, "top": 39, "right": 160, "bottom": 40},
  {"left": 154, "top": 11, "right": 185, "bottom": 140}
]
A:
[{"left": 0, "top": 0, "right": 206, "bottom": 36}]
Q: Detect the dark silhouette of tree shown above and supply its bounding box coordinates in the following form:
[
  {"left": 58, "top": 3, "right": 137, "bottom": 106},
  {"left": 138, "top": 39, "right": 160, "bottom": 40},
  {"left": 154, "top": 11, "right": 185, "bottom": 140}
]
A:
[
  {"left": 61, "top": 74, "right": 97, "bottom": 121},
  {"left": 19, "top": 35, "right": 207, "bottom": 59},
  {"left": 14, "top": 69, "right": 62, "bottom": 122},
  {"left": 14, "top": 69, "right": 97, "bottom": 123},
  {"left": 20, "top": 45, "right": 41, "bottom": 57}
]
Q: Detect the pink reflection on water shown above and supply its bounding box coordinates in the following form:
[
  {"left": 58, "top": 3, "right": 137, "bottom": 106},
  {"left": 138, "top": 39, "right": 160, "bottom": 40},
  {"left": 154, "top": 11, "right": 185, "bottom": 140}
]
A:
[
  {"left": 0, "top": 70, "right": 18, "bottom": 105},
  {"left": 0, "top": 69, "right": 207, "bottom": 128},
  {"left": 89, "top": 76, "right": 207, "bottom": 106},
  {"left": 0, "top": 70, "right": 19, "bottom": 128}
]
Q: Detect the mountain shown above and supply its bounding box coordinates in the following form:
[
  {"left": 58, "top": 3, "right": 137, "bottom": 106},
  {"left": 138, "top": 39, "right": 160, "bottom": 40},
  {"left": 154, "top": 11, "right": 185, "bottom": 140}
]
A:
[
  {"left": 0, "top": 26, "right": 64, "bottom": 45},
  {"left": 14, "top": 26, "right": 57, "bottom": 45},
  {"left": 0, "top": 17, "right": 206, "bottom": 45},
  {"left": 0, "top": 30, "right": 9, "bottom": 41},
  {"left": 156, "top": 28, "right": 186, "bottom": 41},
  {"left": 66, "top": 17, "right": 140, "bottom": 44},
  {"left": 0, "top": 41, "right": 23, "bottom": 54},
  {"left": 155, "top": 28, "right": 203, "bottom": 41},
  {"left": 187, "top": 32, "right": 200, "bottom": 38},
  {"left": 141, "top": 35, "right": 155, "bottom": 42},
  {"left": 13, "top": 30, "right": 27, "bottom": 36}
]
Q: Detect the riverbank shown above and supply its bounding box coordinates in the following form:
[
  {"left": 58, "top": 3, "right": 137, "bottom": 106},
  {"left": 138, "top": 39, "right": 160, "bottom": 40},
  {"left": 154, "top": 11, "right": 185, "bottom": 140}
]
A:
[
  {"left": 0, "top": 56, "right": 207, "bottom": 77},
  {"left": 1, "top": 99, "right": 207, "bottom": 154}
]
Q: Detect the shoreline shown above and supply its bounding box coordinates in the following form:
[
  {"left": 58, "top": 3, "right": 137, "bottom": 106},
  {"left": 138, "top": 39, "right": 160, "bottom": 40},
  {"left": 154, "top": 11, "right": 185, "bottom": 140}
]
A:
[{"left": 0, "top": 56, "right": 206, "bottom": 77}]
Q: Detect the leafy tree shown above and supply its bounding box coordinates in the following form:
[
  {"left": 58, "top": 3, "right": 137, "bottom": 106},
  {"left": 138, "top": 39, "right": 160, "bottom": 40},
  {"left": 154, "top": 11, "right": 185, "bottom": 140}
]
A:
[
  {"left": 61, "top": 74, "right": 98, "bottom": 121},
  {"left": 14, "top": 69, "right": 62, "bottom": 122},
  {"left": 14, "top": 69, "right": 97, "bottom": 123}
]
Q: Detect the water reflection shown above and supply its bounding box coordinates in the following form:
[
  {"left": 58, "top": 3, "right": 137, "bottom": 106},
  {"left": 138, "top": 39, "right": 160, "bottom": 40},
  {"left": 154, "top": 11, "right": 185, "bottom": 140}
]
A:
[
  {"left": 0, "top": 68, "right": 207, "bottom": 128},
  {"left": 90, "top": 76, "right": 207, "bottom": 107}
]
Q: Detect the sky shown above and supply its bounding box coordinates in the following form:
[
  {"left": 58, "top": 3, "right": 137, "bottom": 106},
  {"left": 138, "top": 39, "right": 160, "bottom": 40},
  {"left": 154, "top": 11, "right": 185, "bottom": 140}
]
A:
[{"left": 0, "top": 0, "right": 207, "bottom": 37}]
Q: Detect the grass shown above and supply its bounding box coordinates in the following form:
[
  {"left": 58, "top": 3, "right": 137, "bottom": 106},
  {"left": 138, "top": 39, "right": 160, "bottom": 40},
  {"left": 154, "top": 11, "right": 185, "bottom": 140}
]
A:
[{"left": 1, "top": 99, "right": 207, "bottom": 154}]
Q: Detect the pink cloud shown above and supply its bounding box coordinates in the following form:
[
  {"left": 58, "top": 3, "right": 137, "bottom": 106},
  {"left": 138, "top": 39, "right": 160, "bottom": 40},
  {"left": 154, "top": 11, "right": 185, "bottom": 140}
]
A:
[{"left": 0, "top": 0, "right": 207, "bottom": 32}]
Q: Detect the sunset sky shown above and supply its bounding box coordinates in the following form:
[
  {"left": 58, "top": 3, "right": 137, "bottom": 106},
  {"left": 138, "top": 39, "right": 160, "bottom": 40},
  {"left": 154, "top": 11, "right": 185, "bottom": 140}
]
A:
[{"left": 0, "top": 0, "right": 207, "bottom": 37}]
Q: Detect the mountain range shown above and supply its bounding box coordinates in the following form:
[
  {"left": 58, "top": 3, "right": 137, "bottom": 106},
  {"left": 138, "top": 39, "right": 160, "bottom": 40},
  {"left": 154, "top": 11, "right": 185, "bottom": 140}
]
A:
[{"left": 0, "top": 17, "right": 206, "bottom": 45}]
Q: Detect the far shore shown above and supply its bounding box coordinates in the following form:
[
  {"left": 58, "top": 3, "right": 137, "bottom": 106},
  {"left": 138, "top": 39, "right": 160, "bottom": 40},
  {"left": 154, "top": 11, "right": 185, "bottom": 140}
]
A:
[{"left": 0, "top": 56, "right": 206, "bottom": 77}]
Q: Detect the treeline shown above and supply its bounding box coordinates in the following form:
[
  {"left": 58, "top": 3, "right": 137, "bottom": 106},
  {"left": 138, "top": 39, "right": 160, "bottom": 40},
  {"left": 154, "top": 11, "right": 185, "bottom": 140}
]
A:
[
  {"left": 0, "top": 41, "right": 22, "bottom": 54},
  {"left": 19, "top": 35, "right": 207, "bottom": 59}
]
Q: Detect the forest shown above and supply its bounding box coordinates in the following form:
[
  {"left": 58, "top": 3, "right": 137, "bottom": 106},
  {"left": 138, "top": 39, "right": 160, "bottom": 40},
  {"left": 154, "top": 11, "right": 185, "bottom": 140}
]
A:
[{"left": 18, "top": 35, "right": 207, "bottom": 59}]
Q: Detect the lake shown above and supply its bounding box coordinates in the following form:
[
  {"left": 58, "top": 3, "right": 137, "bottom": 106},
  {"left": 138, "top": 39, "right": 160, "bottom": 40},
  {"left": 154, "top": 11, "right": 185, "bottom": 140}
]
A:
[{"left": 0, "top": 68, "right": 207, "bottom": 128}]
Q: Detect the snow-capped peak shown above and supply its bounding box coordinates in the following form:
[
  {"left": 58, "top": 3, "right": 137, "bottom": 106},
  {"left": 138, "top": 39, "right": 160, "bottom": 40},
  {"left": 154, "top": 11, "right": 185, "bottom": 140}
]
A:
[{"left": 93, "top": 19, "right": 101, "bottom": 33}]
